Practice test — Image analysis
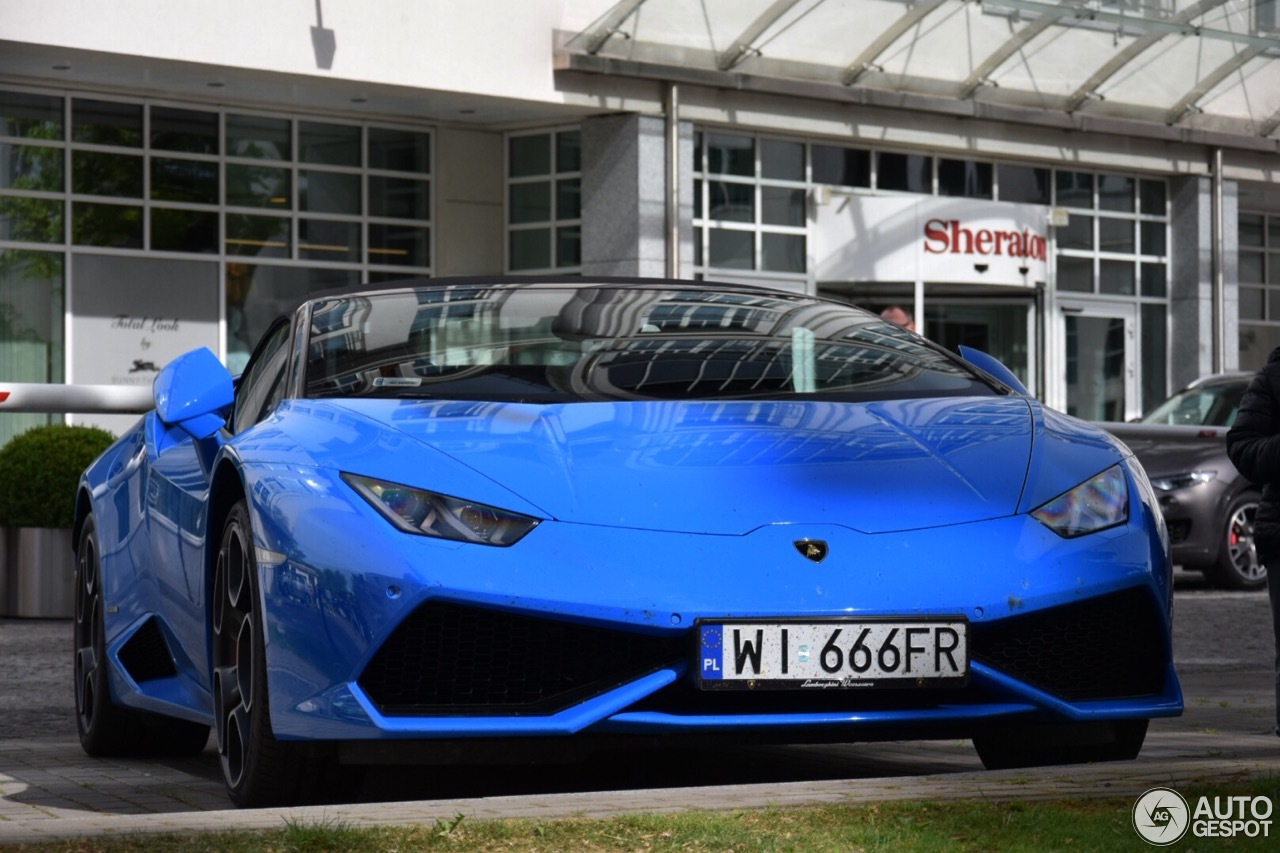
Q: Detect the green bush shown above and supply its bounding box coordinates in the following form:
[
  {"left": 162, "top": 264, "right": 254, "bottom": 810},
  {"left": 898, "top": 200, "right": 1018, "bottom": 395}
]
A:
[{"left": 0, "top": 423, "right": 115, "bottom": 528}]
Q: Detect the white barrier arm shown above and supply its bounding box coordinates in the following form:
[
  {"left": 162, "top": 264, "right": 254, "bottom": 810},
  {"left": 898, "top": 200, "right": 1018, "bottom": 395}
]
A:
[{"left": 0, "top": 383, "right": 153, "bottom": 414}]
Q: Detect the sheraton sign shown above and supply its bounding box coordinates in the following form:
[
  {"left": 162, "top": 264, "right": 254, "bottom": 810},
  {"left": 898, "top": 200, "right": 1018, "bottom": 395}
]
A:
[
  {"left": 922, "top": 219, "right": 1048, "bottom": 263},
  {"left": 815, "top": 196, "right": 1051, "bottom": 286}
]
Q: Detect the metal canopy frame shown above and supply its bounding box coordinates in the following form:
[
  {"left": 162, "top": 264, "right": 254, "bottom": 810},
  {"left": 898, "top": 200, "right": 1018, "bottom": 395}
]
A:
[{"left": 561, "top": 0, "right": 1280, "bottom": 146}]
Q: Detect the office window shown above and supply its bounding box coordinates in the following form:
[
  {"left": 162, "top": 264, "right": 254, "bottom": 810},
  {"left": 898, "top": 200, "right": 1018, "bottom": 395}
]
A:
[{"left": 507, "top": 128, "right": 581, "bottom": 272}]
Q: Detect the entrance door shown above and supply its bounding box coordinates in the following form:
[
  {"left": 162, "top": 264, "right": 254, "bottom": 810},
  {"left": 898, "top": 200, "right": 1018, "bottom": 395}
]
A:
[
  {"left": 926, "top": 300, "right": 1034, "bottom": 395},
  {"left": 1060, "top": 301, "right": 1136, "bottom": 422}
]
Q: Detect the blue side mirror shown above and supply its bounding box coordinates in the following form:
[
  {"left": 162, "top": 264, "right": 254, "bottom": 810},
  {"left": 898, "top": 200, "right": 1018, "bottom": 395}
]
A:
[
  {"left": 153, "top": 348, "right": 234, "bottom": 438},
  {"left": 958, "top": 345, "right": 1030, "bottom": 396}
]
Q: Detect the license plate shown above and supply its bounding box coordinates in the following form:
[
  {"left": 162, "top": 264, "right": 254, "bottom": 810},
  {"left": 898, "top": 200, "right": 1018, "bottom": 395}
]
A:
[{"left": 696, "top": 619, "right": 969, "bottom": 689}]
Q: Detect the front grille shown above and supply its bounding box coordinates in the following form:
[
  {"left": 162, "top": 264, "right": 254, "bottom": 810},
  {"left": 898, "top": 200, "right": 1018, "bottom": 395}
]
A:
[
  {"left": 971, "top": 586, "right": 1168, "bottom": 701},
  {"left": 358, "top": 600, "right": 685, "bottom": 716}
]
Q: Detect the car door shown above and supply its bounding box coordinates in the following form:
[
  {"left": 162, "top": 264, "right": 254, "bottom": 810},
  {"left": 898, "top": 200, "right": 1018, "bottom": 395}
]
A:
[
  {"left": 143, "top": 401, "right": 225, "bottom": 685},
  {"left": 143, "top": 320, "right": 293, "bottom": 687}
]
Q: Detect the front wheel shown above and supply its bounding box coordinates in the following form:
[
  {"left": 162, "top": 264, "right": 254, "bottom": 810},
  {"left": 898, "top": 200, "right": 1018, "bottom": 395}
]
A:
[
  {"left": 974, "top": 719, "right": 1148, "bottom": 770},
  {"left": 1200, "top": 492, "right": 1265, "bottom": 591},
  {"left": 213, "top": 500, "right": 344, "bottom": 807}
]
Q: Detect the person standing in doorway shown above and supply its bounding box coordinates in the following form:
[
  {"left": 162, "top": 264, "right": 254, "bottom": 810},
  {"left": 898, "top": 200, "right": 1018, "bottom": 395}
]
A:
[{"left": 1224, "top": 348, "right": 1280, "bottom": 737}]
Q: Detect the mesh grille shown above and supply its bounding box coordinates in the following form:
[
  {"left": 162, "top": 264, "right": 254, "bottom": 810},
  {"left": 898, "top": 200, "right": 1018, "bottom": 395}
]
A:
[
  {"left": 358, "top": 600, "right": 684, "bottom": 716},
  {"left": 971, "top": 586, "right": 1168, "bottom": 701},
  {"left": 117, "top": 617, "right": 178, "bottom": 684},
  {"left": 359, "top": 588, "right": 1168, "bottom": 717}
]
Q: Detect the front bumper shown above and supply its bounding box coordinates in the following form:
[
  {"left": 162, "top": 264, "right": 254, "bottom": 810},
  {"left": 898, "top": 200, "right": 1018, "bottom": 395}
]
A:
[
  {"left": 254, "top": 499, "right": 1181, "bottom": 742},
  {"left": 1158, "top": 480, "right": 1229, "bottom": 567}
]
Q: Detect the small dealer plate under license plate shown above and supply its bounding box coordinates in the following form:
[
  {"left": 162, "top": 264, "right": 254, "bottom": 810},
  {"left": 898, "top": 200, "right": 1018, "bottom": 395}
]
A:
[{"left": 696, "top": 619, "right": 969, "bottom": 689}]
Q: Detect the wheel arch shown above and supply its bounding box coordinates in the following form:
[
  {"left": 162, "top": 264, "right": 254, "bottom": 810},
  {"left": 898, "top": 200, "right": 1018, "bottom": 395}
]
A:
[
  {"left": 206, "top": 457, "right": 247, "bottom": 584},
  {"left": 1226, "top": 480, "right": 1261, "bottom": 506},
  {"left": 72, "top": 485, "right": 94, "bottom": 556},
  {"left": 204, "top": 457, "right": 247, "bottom": 668}
]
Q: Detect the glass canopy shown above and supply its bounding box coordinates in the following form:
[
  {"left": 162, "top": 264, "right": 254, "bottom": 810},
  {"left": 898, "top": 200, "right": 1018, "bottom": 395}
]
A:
[{"left": 561, "top": 0, "right": 1280, "bottom": 143}]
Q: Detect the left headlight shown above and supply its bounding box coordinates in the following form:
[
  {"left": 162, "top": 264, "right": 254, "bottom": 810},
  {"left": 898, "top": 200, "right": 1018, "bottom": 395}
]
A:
[
  {"left": 1149, "top": 470, "right": 1216, "bottom": 492},
  {"left": 343, "top": 473, "right": 539, "bottom": 546},
  {"left": 1031, "top": 464, "right": 1129, "bottom": 538}
]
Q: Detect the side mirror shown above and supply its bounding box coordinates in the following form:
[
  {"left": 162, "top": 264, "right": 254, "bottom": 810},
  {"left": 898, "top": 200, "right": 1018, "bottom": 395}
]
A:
[
  {"left": 153, "top": 348, "right": 234, "bottom": 438},
  {"left": 958, "top": 345, "right": 1030, "bottom": 397}
]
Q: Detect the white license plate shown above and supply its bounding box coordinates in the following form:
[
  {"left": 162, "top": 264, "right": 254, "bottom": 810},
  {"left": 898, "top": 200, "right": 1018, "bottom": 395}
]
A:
[{"left": 696, "top": 620, "right": 968, "bottom": 689}]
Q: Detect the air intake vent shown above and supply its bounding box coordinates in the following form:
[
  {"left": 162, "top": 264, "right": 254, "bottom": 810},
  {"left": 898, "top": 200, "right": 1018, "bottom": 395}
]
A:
[
  {"left": 359, "top": 600, "right": 684, "bottom": 716},
  {"left": 972, "top": 586, "right": 1167, "bottom": 701},
  {"left": 118, "top": 617, "right": 178, "bottom": 684}
]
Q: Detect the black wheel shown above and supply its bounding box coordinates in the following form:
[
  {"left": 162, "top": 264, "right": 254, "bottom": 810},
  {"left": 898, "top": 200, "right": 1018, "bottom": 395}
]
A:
[
  {"left": 74, "top": 515, "right": 210, "bottom": 757},
  {"left": 1200, "top": 492, "right": 1265, "bottom": 591},
  {"left": 213, "top": 500, "right": 343, "bottom": 807},
  {"left": 974, "top": 719, "right": 1148, "bottom": 770}
]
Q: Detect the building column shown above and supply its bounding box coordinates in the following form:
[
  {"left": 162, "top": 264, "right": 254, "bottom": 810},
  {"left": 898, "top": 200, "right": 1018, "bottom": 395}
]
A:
[
  {"left": 434, "top": 127, "right": 504, "bottom": 276},
  {"left": 1169, "top": 174, "right": 1239, "bottom": 387},
  {"left": 580, "top": 113, "right": 694, "bottom": 278}
]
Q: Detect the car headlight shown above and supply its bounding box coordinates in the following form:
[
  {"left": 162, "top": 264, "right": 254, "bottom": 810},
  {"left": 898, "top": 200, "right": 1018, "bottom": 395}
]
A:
[
  {"left": 343, "top": 473, "right": 539, "bottom": 546},
  {"left": 1031, "top": 464, "right": 1129, "bottom": 538},
  {"left": 1149, "top": 470, "right": 1217, "bottom": 492}
]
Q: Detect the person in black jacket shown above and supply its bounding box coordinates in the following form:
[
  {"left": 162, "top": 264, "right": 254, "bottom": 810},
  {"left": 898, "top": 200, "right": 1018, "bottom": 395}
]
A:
[{"left": 1225, "top": 347, "right": 1280, "bottom": 736}]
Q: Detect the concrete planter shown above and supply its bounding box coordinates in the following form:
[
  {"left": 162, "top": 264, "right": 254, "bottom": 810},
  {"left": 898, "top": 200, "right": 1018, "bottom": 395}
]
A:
[{"left": 0, "top": 527, "right": 75, "bottom": 619}]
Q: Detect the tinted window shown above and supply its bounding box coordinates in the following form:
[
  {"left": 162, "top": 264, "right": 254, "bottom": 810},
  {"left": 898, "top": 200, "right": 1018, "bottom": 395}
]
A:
[
  {"left": 812, "top": 145, "right": 870, "bottom": 188},
  {"left": 303, "top": 284, "right": 999, "bottom": 404},
  {"left": 877, "top": 153, "right": 931, "bottom": 193},
  {"left": 233, "top": 322, "right": 292, "bottom": 433},
  {"left": 1140, "top": 381, "right": 1246, "bottom": 427}
]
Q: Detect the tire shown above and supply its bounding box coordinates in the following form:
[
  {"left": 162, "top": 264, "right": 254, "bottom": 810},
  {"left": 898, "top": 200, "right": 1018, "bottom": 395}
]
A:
[
  {"left": 1200, "top": 492, "right": 1265, "bottom": 591},
  {"left": 974, "top": 719, "right": 1148, "bottom": 770},
  {"left": 213, "top": 500, "right": 344, "bottom": 807},
  {"left": 74, "top": 515, "right": 211, "bottom": 757}
]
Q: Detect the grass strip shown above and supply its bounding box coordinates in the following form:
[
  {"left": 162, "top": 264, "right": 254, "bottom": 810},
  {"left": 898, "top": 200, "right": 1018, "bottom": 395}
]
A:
[{"left": 9, "top": 776, "right": 1278, "bottom": 852}]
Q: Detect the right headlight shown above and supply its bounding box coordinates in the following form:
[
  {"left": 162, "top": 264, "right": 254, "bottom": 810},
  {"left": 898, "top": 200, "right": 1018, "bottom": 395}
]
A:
[
  {"left": 343, "top": 473, "right": 539, "bottom": 546},
  {"left": 1031, "top": 464, "right": 1129, "bottom": 538}
]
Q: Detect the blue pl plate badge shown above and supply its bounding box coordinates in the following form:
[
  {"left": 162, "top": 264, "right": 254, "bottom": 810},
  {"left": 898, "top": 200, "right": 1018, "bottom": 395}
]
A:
[{"left": 700, "top": 624, "right": 723, "bottom": 680}]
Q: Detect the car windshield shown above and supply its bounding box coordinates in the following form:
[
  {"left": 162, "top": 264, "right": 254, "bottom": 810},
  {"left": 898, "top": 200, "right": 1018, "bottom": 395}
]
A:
[
  {"left": 1139, "top": 380, "right": 1246, "bottom": 427},
  {"left": 302, "top": 283, "right": 1002, "bottom": 404}
]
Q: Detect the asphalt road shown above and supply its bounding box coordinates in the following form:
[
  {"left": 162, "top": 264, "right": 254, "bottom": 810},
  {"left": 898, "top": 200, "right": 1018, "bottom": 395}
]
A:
[{"left": 0, "top": 568, "right": 1276, "bottom": 842}]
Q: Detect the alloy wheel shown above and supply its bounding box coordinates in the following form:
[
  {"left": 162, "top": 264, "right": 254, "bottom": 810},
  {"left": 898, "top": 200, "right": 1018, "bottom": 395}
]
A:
[
  {"left": 213, "top": 513, "right": 256, "bottom": 791},
  {"left": 73, "top": 533, "right": 101, "bottom": 735},
  {"left": 1226, "top": 500, "right": 1264, "bottom": 584}
]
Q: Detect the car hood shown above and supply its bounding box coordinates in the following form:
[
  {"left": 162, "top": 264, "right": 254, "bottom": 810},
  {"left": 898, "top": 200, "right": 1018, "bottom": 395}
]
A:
[
  {"left": 1094, "top": 421, "right": 1228, "bottom": 477},
  {"left": 289, "top": 396, "right": 1050, "bottom": 535}
]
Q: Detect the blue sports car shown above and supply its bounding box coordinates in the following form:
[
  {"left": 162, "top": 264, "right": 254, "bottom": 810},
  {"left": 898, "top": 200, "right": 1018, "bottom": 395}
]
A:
[{"left": 72, "top": 277, "right": 1182, "bottom": 807}]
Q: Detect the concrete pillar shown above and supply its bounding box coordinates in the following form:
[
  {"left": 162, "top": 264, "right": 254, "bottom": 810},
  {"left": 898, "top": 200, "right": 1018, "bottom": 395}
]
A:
[
  {"left": 1169, "top": 174, "right": 1239, "bottom": 387},
  {"left": 435, "top": 127, "right": 503, "bottom": 276},
  {"left": 580, "top": 113, "right": 694, "bottom": 279}
]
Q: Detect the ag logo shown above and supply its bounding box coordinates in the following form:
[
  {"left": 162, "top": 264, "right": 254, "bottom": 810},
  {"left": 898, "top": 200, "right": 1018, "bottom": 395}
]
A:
[
  {"left": 1132, "top": 786, "right": 1189, "bottom": 845},
  {"left": 793, "top": 539, "right": 828, "bottom": 563}
]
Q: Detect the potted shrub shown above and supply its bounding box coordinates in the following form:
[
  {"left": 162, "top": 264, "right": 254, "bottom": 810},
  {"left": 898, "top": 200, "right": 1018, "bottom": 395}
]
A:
[{"left": 0, "top": 423, "right": 115, "bottom": 618}]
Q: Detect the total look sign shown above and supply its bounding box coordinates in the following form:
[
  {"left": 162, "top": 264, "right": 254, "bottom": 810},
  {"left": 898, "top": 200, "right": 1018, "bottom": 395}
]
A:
[{"left": 814, "top": 195, "right": 1051, "bottom": 286}]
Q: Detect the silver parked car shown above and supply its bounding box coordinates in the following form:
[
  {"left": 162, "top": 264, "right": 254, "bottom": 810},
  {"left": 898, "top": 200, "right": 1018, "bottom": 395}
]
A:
[{"left": 1099, "top": 373, "right": 1262, "bottom": 590}]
